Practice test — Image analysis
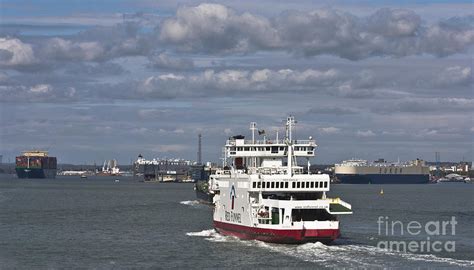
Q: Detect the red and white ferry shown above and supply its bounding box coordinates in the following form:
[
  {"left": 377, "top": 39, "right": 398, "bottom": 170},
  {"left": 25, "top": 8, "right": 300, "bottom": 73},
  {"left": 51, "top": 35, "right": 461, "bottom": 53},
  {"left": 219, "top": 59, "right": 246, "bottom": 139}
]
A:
[{"left": 212, "top": 116, "right": 352, "bottom": 244}]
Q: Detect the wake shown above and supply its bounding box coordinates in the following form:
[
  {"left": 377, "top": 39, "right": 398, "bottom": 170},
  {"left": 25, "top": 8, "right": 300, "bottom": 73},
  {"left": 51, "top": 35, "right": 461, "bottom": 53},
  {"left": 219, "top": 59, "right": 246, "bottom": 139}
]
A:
[{"left": 186, "top": 229, "right": 474, "bottom": 268}]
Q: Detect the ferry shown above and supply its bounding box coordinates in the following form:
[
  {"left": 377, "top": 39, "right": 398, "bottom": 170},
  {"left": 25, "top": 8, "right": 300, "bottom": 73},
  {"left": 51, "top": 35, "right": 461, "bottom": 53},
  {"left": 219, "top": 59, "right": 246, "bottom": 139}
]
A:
[{"left": 211, "top": 116, "right": 352, "bottom": 244}]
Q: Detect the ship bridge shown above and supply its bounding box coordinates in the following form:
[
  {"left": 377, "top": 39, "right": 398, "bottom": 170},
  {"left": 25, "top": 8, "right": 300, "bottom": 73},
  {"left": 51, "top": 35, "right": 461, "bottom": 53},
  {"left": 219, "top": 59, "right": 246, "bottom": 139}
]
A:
[
  {"left": 225, "top": 138, "right": 316, "bottom": 158},
  {"left": 223, "top": 116, "right": 317, "bottom": 173}
]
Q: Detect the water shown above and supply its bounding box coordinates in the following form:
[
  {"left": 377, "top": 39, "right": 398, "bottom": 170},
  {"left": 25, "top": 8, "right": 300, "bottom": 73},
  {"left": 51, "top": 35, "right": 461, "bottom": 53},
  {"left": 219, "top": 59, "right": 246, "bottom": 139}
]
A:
[{"left": 0, "top": 175, "right": 473, "bottom": 269}]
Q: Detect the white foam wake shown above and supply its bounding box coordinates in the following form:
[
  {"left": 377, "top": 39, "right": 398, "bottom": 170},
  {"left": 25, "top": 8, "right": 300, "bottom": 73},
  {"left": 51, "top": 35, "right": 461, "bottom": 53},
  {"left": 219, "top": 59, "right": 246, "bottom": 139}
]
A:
[
  {"left": 186, "top": 229, "right": 474, "bottom": 268},
  {"left": 179, "top": 200, "right": 200, "bottom": 206},
  {"left": 186, "top": 229, "right": 237, "bottom": 243},
  {"left": 259, "top": 241, "right": 474, "bottom": 268},
  {"left": 186, "top": 229, "right": 215, "bottom": 237}
]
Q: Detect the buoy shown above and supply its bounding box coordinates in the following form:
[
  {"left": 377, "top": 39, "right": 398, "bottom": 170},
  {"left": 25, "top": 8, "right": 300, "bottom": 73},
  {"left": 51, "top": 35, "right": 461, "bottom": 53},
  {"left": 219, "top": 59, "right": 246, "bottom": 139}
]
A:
[
  {"left": 380, "top": 188, "right": 384, "bottom": 195},
  {"left": 115, "top": 179, "right": 120, "bottom": 183}
]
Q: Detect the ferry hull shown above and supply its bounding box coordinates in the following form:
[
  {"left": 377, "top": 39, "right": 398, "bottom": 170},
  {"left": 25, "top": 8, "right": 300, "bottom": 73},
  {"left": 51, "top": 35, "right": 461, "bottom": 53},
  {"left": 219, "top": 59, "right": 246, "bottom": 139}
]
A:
[
  {"left": 214, "top": 221, "right": 340, "bottom": 244},
  {"left": 16, "top": 168, "right": 57, "bottom": 179},
  {"left": 336, "top": 174, "right": 429, "bottom": 184}
]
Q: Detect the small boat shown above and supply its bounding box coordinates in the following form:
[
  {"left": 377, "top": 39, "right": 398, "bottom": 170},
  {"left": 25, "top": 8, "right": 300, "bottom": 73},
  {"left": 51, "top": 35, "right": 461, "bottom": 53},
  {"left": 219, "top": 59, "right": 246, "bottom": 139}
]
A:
[{"left": 80, "top": 175, "right": 87, "bottom": 179}]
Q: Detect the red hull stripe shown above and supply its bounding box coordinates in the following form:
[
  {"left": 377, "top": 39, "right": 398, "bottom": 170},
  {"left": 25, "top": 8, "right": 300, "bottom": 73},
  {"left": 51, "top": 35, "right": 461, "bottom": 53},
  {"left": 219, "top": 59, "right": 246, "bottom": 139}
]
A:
[{"left": 213, "top": 221, "right": 340, "bottom": 244}]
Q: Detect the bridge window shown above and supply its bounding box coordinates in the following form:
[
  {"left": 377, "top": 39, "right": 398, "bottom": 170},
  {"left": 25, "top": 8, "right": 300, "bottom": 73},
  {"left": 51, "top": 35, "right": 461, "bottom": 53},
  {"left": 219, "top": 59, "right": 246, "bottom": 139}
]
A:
[
  {"left": 271, "top": 182, "right": 275, "bottom": 188},
  {"left": 310, "top": 182, "right": 314, "bottom": 188},
  {"left": 258, "top": 182, "right": 261, "bottom": 188},
  {"left": 306, "top": 182, "right": 310, "bottom": 188},
  {"left": 276, "top": 182, "right": 280, "bottom": 188},
  {"left": 285, "top": 182, "right": 289, "bottom": 188},
  {"left": 279, "top": 147, "right": 284, "bottom": 151},
  {"left": 292, "top": 182, "right": 295, "bottom": 188},
  {"left": 266, "top": 182, "right": 270, "bottom": 188},
  {"left": 253, "top": 182, "right": 256, "bottom": 188},
  {"left": 324, "top": 181, "right": 328, "bottom": 188},
  {"left": 400, "top": 168, "right": 403, "bottom": 173},
  {"left": 271, "top": 146, "right": 279, "bottom": 153},
  {"left": 297, "top": 182, "right": 300, "bottom": 188},
  {"left": 292, "top": 209, "right": 335, "bottom": 222}
]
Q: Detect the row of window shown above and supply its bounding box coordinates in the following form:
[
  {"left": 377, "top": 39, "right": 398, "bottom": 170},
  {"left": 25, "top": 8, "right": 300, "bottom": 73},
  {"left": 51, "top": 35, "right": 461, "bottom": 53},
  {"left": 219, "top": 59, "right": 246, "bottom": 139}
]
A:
[
  {"left": 251, "top": 181, "right": 328, "bottom": 189},
  {"left": 229, "top": 146, "right": 314, "bottom": 152},
  {"left": 379, "top": 167, "right": 403, "bottom": 174}
]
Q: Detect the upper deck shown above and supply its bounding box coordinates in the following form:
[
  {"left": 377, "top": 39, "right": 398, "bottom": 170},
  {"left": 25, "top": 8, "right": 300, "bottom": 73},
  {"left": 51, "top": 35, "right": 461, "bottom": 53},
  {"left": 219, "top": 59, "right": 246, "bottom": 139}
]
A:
[{"left": 226, "top": 138, "right": 316, "bottom": 157}]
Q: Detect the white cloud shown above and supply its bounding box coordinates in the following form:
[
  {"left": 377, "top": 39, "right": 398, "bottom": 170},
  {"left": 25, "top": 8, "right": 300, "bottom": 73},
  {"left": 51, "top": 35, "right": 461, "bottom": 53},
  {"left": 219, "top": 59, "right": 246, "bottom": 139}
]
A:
[
  {"left": 318, "top": 127, "right": 341, "bottom": 134},
  {"left": 130, "top": 127, "right": 149, "bottom": 134},
  {"left": 0, "top": 38, "right": 36, "bottom": 67},
  {"left": 29, "top": 84, "right": 52, "bottom": 94},
  {"left": 42, "top": 38, "right": 105, "bottom": 61},
  {"left": 356, "top": 130, "right": 376, "bottom": 137},
  {"left": 437, "top": 66, "right": 472, "bottom": 86},
  {"left": 160, "top": 4, "right": 474, "bottom": 59},
  {"left": 148, "top": 53, "right": 194, "bottom": 70},
  {"left": 135, "top": 68, "right": 344, "bottom": 98}
]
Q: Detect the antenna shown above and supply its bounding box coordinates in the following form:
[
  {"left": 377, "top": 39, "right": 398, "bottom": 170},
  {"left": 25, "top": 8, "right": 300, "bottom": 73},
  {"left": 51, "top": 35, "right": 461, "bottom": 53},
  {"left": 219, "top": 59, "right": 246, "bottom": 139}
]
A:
[
  {"left": 286, "top": 115, "right": 296, "bottom": 141},
  {"left": 197, "top": 134, "right": 202, "bottom": 165},
  {"left": 286, "top": 116, "right": 297, "bottom": 176},
  {"left": 250, "top": 122, "right": 257, "bottom": 143}
]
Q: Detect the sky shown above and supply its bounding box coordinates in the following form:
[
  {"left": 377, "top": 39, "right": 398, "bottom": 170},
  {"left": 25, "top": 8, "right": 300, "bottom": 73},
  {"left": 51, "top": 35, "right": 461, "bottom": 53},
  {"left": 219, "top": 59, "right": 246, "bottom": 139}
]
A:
[{"left": 0, "top": 0, "right": 473, "bottom": 165}]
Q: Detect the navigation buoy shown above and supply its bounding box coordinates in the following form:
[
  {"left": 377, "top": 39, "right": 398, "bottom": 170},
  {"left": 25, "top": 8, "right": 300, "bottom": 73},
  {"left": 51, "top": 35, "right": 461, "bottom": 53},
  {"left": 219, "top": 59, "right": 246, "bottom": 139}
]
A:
[{"left": 380, "top": 189, "right": 384, "bottom": 195}]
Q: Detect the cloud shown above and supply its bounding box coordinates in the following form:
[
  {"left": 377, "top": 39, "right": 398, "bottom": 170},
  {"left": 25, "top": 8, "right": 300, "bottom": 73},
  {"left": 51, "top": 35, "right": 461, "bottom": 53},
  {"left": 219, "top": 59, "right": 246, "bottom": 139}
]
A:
[
  {"left": 2, "top": 5, "right": 473, "bottom": 72},
  {"left": 134, "top": 68, "right": 343, "bottom": 98},
  {"left": 356, "top": 130, "right": 376, "bottom": 137},
  {"left": 148, "top": 52, "right": 194, "bottom": 70},
  {"left": 42, "top": 38, "right": 105, "bottom": 61},
  {"left": 160, "top": 4, "right": 474, "bottom": 59},
  {"left": 318, "top": 127, "right": 341, "bottom": 134},
  {"left": 29, "top": 84, "right": 52, "bottom": 94},
  {"left": 0, "top": 37, "right": 36, "bottom": 67},
  {"left": 0, "top": 84, "right": 76, "bottom": 102},
  {"left": 137, "top": 109, "right": 169, "bottom": 119},
  {"left": 308, "top": 106, "right": 359, "bottom": 115},
  {"left": 0, "top": 71, "right": 9, "bottom": 82},
  {"left": 152, "top": 144, "right": 188, "bottom": 153},
  {"left": 373, "top": 97, "right": 474, "bottom": 114},
  {"left": 159, "top": 3, "right": 279, "bottom": 53},
  {"left": 436, "top": 66, "right": 472, "bottom": 86}
]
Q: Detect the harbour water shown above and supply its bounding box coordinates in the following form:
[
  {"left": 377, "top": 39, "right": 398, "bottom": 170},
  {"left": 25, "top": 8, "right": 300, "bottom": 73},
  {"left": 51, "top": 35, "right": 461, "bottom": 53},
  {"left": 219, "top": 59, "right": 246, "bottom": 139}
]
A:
[{"left": 0, "top": 175, "right": 473, "bottom": 269}]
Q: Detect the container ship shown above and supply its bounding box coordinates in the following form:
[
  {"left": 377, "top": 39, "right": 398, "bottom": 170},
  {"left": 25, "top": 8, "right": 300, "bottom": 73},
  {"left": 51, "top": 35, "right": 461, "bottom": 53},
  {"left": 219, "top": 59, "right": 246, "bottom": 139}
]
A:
[
  {"left": 16, "top": 150, "right": 57, "bottom": 179},
  {"left": 211, "top": 116, "right": 352, "bottom": 244},
  {"left": 133, "top": 155, "right": 195, "bottom": 182},
  {"left": 334, "top": 158, "right": 429, "bottom": 184}
]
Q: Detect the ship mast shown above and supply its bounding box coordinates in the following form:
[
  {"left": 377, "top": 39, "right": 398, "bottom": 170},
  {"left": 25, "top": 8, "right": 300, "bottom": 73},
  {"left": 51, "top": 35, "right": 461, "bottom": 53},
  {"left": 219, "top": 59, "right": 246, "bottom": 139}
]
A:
[
  {"left": 250, "top": 122, "right": 257, "bottom": 168},
  {"left": 286, "top": 116, "right": 296, "bottom": 176}
]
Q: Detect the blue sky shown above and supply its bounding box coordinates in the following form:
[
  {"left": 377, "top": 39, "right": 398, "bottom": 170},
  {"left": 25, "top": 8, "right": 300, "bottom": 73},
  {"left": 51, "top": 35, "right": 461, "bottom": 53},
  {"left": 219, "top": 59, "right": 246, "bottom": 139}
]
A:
[{"left": 0, "top": 0, "right": 473, "bottom": 164}]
